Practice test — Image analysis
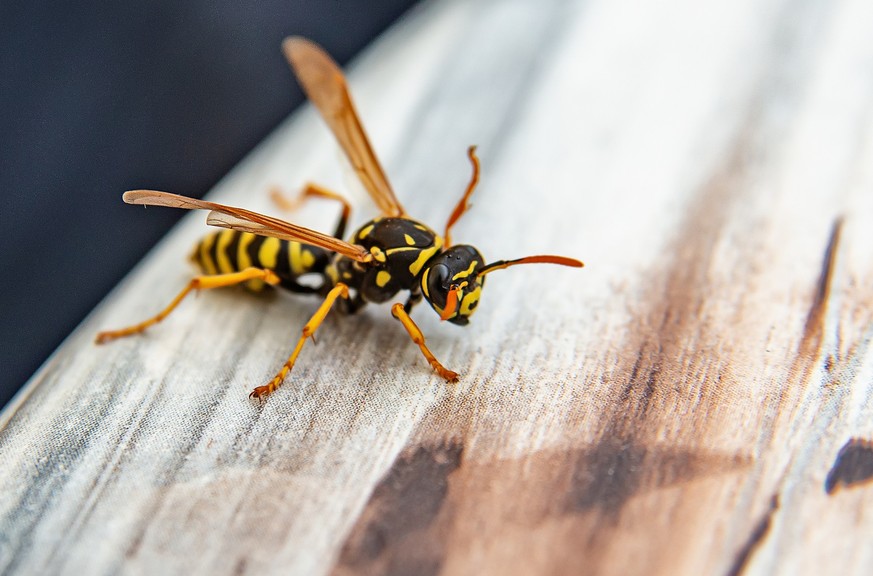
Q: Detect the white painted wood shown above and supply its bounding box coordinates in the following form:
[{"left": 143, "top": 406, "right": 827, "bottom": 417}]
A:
[{"left": 3, "top": 0, "right": 873, "bottom": 574}]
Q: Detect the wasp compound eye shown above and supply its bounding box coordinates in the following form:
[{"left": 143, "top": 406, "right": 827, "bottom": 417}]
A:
[{"left": 426, "top": 263, "right": 452, "bottom": 307}]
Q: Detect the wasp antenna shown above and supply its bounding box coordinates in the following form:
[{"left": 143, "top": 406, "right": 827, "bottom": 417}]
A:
[
  {"left": 444, "top": 146, "right": 480, "bottom": 247},
  {"left": 478, "top": 255, "right": 584, "bottom": 277}
]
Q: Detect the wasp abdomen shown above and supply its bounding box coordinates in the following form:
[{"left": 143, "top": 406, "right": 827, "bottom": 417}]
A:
[{"left": 190, "top": 230, "right": 330, "bottom": 293}]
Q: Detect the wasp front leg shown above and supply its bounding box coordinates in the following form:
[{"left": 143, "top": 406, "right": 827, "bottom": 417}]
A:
[
  {"left": 96, "top": 268, "right": 281, "bottom": 343},
  {"left": 390, "top": 304, "right": 459, "bottom": 382},
  {"left": 250, "top": 282, "right": 351, "bottom": 400}
]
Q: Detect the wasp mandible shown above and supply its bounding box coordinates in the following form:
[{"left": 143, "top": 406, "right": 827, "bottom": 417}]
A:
[{"left": 97, "top": 37, "right": 583, "bottom": 400}]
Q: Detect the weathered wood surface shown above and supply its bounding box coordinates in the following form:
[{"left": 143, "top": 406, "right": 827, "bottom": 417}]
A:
[{"left": 3, "top": 0, "right": 873, "bottom": 574}]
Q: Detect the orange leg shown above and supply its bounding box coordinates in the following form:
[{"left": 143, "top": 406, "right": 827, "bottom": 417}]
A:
[
  {"left": 270, "top": 182, "right": 352, "bottom": 239},
  {"left": 390, "top": 303, "right": 459, "bottom": 382},
  {"left": 250, "top": 282, "right": 350, "bottom": 400},
  {"left": 95, "top": 268, "right": 281, "bottom": 343},
  {"left": 443, "top": 146, "right": 480, "bottom": 247}
]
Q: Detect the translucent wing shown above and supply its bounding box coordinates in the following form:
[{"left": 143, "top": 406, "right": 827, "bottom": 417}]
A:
[
  {"left": 283, "top": 36, "right": 405, "bottom": 217},
  {"left": 123, "top": 190, "right": 372, "bottom": 263}
]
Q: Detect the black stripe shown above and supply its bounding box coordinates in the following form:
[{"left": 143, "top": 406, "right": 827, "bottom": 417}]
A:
[
  {"left": 207, "top": 230, "right": 222, "bottom": 272},
  {"left": 224, "top": 230, "right": 242, "bottom": 272},
  {"left": 247, "top": 234, "right": 267, "bottom": 269},
  {"left": 274, "top": 240, "right": 291, "bottom": 276},
  {"left": 194, "top": 232, "right": 218, "bottom": 274}
]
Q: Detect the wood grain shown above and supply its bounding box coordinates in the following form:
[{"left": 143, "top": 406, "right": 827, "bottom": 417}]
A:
[{"left": 3, "top": 0, "right": 873, "bottom": 574}]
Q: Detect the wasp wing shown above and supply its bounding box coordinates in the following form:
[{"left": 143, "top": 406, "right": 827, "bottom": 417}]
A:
[
  {"left": 123, "top": 190, "right": 372, "bottom": 263},
  {"left": 283, "top": 36, "right": 405, "bottom": 218}
]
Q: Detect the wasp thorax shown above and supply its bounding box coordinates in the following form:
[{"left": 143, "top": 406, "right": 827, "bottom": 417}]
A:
[{"left": 422, "top": 245, "right": 486, "bottom": 325}]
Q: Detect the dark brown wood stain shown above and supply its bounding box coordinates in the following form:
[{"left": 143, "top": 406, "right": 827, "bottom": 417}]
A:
[
  {"left": 825, "top": 438, "right": 873, "bottom": 494},
  {"left": 800, "top": 218, "right": 843, "bottom": 357},
  {"left": 725, "top": 494, "right": 780, "bottom": 576},
  {"left": 335, "top": 433, "right": 747, "bottom": 575},
  {"left": 566, "top": 433, "right": 748, "bottom": 518},
  {"left": 332, "top": 440, "right": 464, "bottom": 576}
]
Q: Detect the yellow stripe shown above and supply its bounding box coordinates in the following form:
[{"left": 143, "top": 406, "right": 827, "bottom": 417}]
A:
[
  {"left": 288, "top": 242, "right": 304, "bottom": 276},
  {"left": 357, "top": 224, "right": 374, "bottom": 240},
  {"left": 302, "top": 249, "right": 315, "bottom": 269},
  {"left": 259, "top": 237, "right": 280, "bottom": 269},
  {"left": 408, "top": 236, "right": 443, "bottom": 277},
  {"left": 199, "top": 233, "right": 218, "bottom": 275},
  {"left": 215, "top": 230, "right": 235, "bottom": 273},
  {"left": 236, "top": 233, "right": 265, "bottom": 290},
  {"left": 421, "top": 268, "right": 430, "bottom": 298},
  {"left": 237, "top": 233, "right": 255, "bottom": 269},
  {"left": 290, "top": 242, "right": 317, "bottom": 276},
  {"left": 452, "top": 260, "right": 479, "bottom": 281},
  {"left": 385, "top": 246, "right": 418, "bottom": 255}
]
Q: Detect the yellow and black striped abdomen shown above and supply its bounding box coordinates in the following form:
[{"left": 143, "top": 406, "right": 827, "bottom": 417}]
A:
[{"left": 190, "top": 230, "right": 331, "bottom": 293}]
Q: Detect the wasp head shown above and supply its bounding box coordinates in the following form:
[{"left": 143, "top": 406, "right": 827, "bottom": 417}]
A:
[{"left": 421, "top": 245, "right": 486, "bottom": 326}]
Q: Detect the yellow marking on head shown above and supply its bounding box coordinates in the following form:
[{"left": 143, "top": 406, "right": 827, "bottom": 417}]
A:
[
  {"left": 452, "top": 260, "right": 479, "bottom": 281},
  {"left": 408, "top": 236, "right": 444, "bottom": 277},
  {"left": 460, "top": 285, "right": 482, "bottom": 316},
  {"left": 376, "top": 270, "right": 392, "bottom": 287},
  {"left": 414, "top": 224, "right": 427, "bottom": 231},
  {"left": 259, "top": 237, "right": 280, "bottom": 269},
  {"left": 357, "top": 224, "right": 374, "bottom": 240},
  {"left": 215, "top": 230, "right": 236, "bottom": 273},
  {"left": 404, "top": 234, "right": 415, "bottom": 246},
  {"left": 370, "top": 246, "right": 387, "bottom": 263},
  {"left": 342, "top": 271, "right": 352, "bottom": 280},
  {"left": 198, "top": 232, "right": 218, "bottom": 275}
]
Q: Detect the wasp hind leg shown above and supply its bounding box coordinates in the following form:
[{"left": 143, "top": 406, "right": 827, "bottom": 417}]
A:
[
  {"left": 250, "top": 282, "right": 350, "bottom": 401},
  {"left": 390, "top": 304, "right": 459, "bottom": 382},
  {"left": 270, "top": 183, "right": 352, "bottom": 240},
  {"left": 95, "top": 268, "right": 281, "bottom": 344}
]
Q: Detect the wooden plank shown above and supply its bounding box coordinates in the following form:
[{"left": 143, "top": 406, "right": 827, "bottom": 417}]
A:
[{"left": 3, "top": 0, "right": 873, "bottom": 574}]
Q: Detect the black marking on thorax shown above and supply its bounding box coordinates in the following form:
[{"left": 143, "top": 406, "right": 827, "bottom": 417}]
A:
[{"left": 333, "top": 218, "right": 444, "bottom": 304}]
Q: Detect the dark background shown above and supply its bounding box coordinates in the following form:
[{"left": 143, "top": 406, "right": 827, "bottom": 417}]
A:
[{"left": 0, "top": 1, "right": 421, "bottom": 409}]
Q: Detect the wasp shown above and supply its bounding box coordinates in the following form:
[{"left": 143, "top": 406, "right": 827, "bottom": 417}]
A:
[{"left": 97, "top": 37, "right": 583, "bottom": 400}]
